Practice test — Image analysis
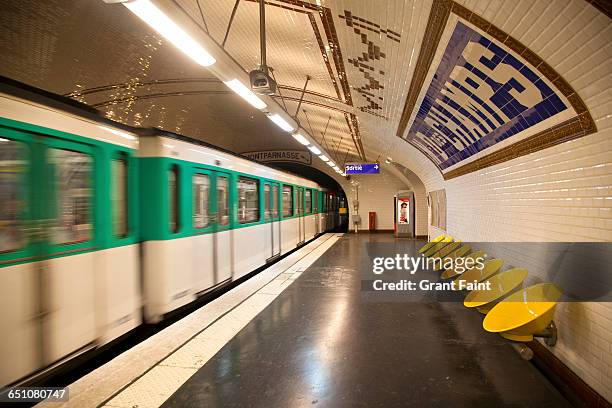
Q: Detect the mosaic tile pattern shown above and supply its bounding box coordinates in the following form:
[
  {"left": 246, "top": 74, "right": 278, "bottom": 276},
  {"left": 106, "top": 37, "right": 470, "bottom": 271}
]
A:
[
  {"left": 340, "top": 9, "right": 400, "bottom": 118},
  {"left": 405, "top": 22, "right": 569, "bottom": 170}
]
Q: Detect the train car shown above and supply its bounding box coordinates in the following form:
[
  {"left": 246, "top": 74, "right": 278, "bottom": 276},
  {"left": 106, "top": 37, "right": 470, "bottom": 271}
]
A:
[
  {"left": 0, "top": 84, "right": 142, "bottom": 386},
  {"left": 137, "top": 131, "right": 330, "bottom": 322},
  {"left": 0, "top": 79, "right": 338, "bottom": 386}
]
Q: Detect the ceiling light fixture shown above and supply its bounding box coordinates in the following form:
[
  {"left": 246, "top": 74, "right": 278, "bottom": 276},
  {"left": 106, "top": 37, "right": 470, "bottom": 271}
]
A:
[
  {"left": 327, "top": 161, "right": 336, "bottom": 167},
  {"left": 223, "top": 79, "right": 267, "bottom": 110},
  {"left": 385, "top": 157, "right": 392, "bottom": 164},
  {"left": 268, "top": 113, "right": 295, "bottom": 132},
  {"left": 319, "top": 154, "right": 329, "bottom": 162},
  {"left": 308, "top": 145, "right": 322, "bottom": 155},
  {"left": 124, "top": 0, "right": 216, "bottom": 67},
  {"left": 292, "top": 133, "right": 310, "bottom": 146}
]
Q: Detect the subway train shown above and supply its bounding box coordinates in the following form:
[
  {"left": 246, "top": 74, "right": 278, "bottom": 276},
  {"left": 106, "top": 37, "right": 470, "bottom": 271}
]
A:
[{"left": 0, "top": 80, "right": 344, "bottom": 386}]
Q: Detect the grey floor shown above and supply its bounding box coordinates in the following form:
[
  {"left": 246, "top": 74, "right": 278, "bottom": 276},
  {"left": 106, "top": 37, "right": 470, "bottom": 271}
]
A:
[{"left": 163, "top": 233, "right": 570, "bottom": 407}]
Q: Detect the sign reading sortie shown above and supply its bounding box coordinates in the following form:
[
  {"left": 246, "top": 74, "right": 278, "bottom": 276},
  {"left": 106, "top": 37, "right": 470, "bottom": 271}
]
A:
[
  {"left": 242, "top": 150, "right": 312, "bottom": 165},
  {"left": 345, "top": 163, "right": 380, "bottom": 174}
]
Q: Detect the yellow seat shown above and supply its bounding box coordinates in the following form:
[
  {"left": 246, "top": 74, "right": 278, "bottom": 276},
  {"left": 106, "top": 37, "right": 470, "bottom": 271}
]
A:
[
  {"left": 433, "top": 244, "right": 471, "bottom": 272},
  {"left": 483, "top": 283, "right": 562, "bottom": 342},
  {"left": 432, "top": 241, "right": 461, "bottom": 259},
  {"left": 423, "top": 236, "right": 453, "bottom": 257},
  {"left": 453, "top": 258, "right": 504, "bottom": 289},
  {"left": 463, "top": 268, "right": 528, "bottom": 314},
  {"left": 440, "top": 250, "right": 486, "bottom": 279},
  {"left": 417, "top": 234, "right": 446, "bottom": 254}
]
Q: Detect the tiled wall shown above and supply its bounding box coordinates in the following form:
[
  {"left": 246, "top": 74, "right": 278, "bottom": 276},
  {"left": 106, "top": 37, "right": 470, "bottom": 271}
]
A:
[
  {"left": 442, "top": 128, "right": 612, "bottom": 400},
  {"left": 346, "top": 170, "right": 409, "bottom": 231},
  {"left": 419, "top": 0, "right": 612, "bottom": 400}
]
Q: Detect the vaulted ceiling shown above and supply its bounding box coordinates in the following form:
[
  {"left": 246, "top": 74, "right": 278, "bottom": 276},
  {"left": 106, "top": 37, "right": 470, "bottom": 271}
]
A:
[
  {"left": 0, "top": 0, "right": 437, "bottom": 174},
  {"left": 0, "top": 0, "right": 609, "bottom": 188}
]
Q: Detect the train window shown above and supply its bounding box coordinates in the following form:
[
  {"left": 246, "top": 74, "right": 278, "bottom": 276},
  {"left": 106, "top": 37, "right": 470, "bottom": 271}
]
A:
[
  {"left": 217, "top": 176, "right": 229, "bottom": 226},
  {"left": 305, "top": 189, "right": 312, "bottom": 214},
  {"left": 282, "top": 185, "right": 293, "bottom": 217},
  {"left": 238, "top": 177, "right": 259, "bottom": 224},
  {"left": 193, "top": 173, "right": 210, "bottom": 229},
  {"left": 313, "top": 191, "right": 318, "bottom": 212},
  {"left": 169, "top": 165, "right": 179, "bottom": 233},
  {"left": 264, "top": 184, "right": 271, "bottom": 220},
  {"left": 0, "top": 139, "right": 27, "bottom": 252},
  {"left": 48, "top": 148, "right": 92, "bottom": 244},
  {"left": 297, "top": 188, "right": 303, "bottom": 214},
  {"left": 272, "top": 184, "right": 279, "bottom": 218},
  {"left": 112, "top": 154, "right": 128, "bottom": 238}
]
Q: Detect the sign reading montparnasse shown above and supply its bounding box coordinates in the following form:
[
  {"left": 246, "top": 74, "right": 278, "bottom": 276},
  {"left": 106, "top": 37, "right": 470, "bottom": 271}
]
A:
[{"left": 242, "top": 150, "right": 312, "bottom": 165}]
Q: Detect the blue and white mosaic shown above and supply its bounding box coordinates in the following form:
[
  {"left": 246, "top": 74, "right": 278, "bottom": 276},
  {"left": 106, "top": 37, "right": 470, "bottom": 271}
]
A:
[{"left": 405, "top": 22, "right": 568, "bottom": 170}]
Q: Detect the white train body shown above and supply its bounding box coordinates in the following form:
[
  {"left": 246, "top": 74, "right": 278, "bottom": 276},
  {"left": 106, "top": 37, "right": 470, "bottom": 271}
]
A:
[{"left": 0, "top": 84, "right": 340, "bottom": 386}]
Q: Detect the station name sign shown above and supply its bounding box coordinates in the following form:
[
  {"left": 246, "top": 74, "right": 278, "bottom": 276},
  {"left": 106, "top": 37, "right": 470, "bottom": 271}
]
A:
[
  {"left": 345, "top": 163, "right": 380, "bottom": 174},
  {"left": 242, "top": 150, "right": 311, "bottom": 165}
]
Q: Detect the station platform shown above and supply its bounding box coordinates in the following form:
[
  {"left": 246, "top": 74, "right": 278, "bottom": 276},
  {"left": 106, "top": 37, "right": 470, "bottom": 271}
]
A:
[{"left": 44, "top": 233, "right": 570, "bottom": 408}]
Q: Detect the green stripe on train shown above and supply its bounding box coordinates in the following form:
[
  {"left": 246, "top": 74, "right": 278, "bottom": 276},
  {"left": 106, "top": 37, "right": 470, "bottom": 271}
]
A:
[
  {"left": 139, "top": 156, "right": 326, "bottom": 241},
  {"left": 0, "top": 116, "right": 328, "bottom": 266}
]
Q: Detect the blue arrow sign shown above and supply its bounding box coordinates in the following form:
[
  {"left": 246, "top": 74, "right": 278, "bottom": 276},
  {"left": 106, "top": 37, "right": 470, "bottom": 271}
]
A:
[{"left": 344, "top": 163, "right": 380, "bottom": 174}]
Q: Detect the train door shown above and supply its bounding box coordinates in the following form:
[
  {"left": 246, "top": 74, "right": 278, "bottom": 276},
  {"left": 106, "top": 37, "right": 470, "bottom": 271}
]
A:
[
  {"left": 265, "top": 182, "right": 281, "bottom": 259},
  {"left": 213, "top": 171, "right": 232, "bottom": 283},
  {"left": 297, "top": 187, "right": 305, "bottom": 245},
  {"left": 1, "top": 130, "right": 44, "bottom": 384},
  {"left": 192, "top": 168, "right": 215, "bottom": 293},
  {"left": 40, "top": 137, "right": 98, "bottom": 365},
  {"left": 314, "top": 190, "right": 320, "bottom": 235}
]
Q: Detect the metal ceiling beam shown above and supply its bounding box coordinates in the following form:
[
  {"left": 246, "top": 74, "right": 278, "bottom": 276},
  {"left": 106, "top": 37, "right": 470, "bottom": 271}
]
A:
[
  {"left": 222, "top": 0, "right": 241, "bottom": 47},
  {"left": 294, "top": 75, "right": 311, "bottom": 118}
]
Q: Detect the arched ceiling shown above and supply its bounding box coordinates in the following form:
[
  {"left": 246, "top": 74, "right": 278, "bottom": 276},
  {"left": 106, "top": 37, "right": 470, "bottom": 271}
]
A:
[{"left": 0, "top": 0, "right": 609, "bottom": 189}]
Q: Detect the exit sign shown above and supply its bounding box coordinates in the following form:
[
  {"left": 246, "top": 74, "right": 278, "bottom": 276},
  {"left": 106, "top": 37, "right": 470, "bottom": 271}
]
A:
[{"left": 345, "top": 163, "right": 380, "bottom": 174}]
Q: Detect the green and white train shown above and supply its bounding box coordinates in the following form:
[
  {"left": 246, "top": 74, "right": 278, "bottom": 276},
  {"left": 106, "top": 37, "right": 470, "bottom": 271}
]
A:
[{"left": 0, "top": 79, "right": 343, "bottom": 386}]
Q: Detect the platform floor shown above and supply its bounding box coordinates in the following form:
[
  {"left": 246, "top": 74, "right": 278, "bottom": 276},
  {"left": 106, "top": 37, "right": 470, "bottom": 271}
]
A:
[{"left": 162, "top": 234, "right": 570, "bottom": 407}]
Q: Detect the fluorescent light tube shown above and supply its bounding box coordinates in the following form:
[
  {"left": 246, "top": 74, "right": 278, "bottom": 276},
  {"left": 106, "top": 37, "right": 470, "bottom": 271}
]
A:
[
  {"left": 125, "top": 0, "right": 216, "bottom": 67},
  {"left": 224, "top": 79, "right": 266, "bottom": 110},
  {"left": 327, "top": 161, "right": 336, "bottom": 167},
  {"left": 268, "top": 114, "right": 295, "bottom": 132},
  {"left": 292, "top": 133, "right": 310, "bottom": 145},
  {"left": 319, "top": 155, "right": 329, "bottom": 162},
  {"left": 308, "top": 145, "right": 321, "bottom": 155}
]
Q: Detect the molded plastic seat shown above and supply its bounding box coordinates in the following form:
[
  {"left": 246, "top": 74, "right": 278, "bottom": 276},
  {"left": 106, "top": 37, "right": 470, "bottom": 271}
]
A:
[
  {"left": 417, "top": 234, "right": 446, "bottom": 254},
  {"left": 433, "top": 245, "right": 471, "bottom": 272},
  {"left": 440, "top": 250, "right": 486, "bottom": 279},
  {"left": 423, "top": 236, "right": 454, "bottom": 258},
  {"left": 483, "top": 283, "right": 562, "bottom": 342},
  {"left": 433, "top": 241, "right": 461, "bottom": 259},
  {"left": 453, "top": 258, "right": 504, "bottom": 289},
  {"left": 463, "top": 268, "right": 528, "bottom": 314}
]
